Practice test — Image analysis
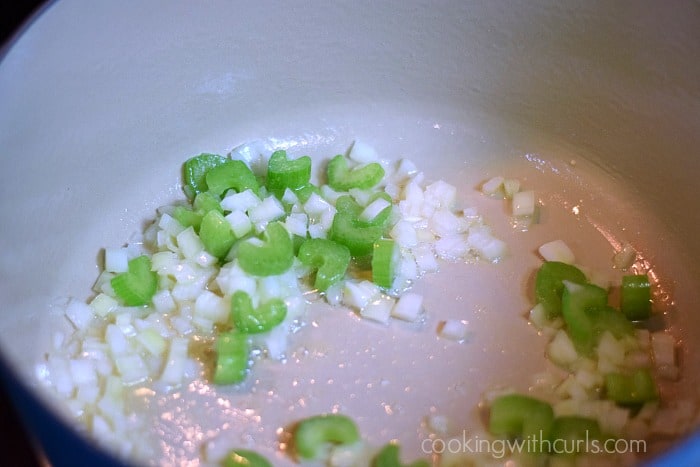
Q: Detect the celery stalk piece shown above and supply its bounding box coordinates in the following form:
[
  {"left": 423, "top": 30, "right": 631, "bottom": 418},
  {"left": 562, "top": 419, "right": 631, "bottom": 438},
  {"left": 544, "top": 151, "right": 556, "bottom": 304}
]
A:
[
  {"left": 173, "top": 192, "right": 224, "bottom": 232},
  {"left": 371, "top": 239, "right": 399, "bottom": 288},
  {"left": 293, "top": 414, "right": 360, "bottom": 460},
  {"left": 266, "top": 150, "right": 312, "bottom": 198},
  {"left": 238, "top": 222, "right": 294, "bottom": 276},
  {"left": 183, "top": 153, "right": 228, "bottom": 199},
  {"left": 548, "top": 416, "right": 606, "bottom": 456},
  {"left": 621, "top": 274, "right": 651, "bottom": 320},
  {"left": 489, "top": 394, "right": 554, "bottom": 444},
  {"left": 222, "top": 449, "right": 272, "bottom": 467},
  {"left": 605, "top": 369, "right": 658, "bottom": 405},
  {"left": 193, "top": 191, "right": 223, "bottom": 214},
  {"left": 199, "top": 210, "right": 236, "bottom": 260},
  {"left": 561, "top": 282, "right": 608, "bottom": 356},
  {"left": 371, "top": 443, "right": 430, "bottom": 467},
  {"left": 293, "top": 184, "right": 321, "bottom": 204},
  {"left": 172, "top": 205, "right": 203, "bottom": 231},
  {"left": 110, "top": 255, "right": 158, "bottom": 306},
  {"left": 327, "top": 154, "right": 385, "bottom": 191},
  {"left": 230, "top": 291, "right": 287, "bottom": 334},
  {"left": 535, "top": 261, "right": 588, "bottom": 318},
  {"left": 330, "top": 195, "right": 386, "bottom": 256},
  {"left": 213, "top": 331, "right": 249, "bottom": 385},
  {"left": 206, "top": 160, "right": 260, "bottom": 198},
  {"left": 297, "top": 238, "right": 351, "bottom": 292}
]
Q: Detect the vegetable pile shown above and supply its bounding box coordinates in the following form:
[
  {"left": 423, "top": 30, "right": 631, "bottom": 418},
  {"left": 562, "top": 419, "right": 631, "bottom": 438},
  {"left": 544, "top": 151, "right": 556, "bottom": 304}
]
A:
[{"left": 39, "top": 141, "right": 507, "bottom": 462}]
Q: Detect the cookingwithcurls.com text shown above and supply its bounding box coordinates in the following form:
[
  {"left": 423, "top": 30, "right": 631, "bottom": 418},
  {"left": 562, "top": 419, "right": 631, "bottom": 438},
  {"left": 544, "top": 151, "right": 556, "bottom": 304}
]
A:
[{"left": 421, "top": 431, "right": 647, "bottom": 459}]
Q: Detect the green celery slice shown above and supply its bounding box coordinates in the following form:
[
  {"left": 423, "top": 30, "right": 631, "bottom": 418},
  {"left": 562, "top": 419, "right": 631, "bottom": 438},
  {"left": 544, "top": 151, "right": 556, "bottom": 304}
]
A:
[
  {"left": 297, "top": 238, "right": 351, "bottom": 292},
  {"left": 199, "top": 210, "right": 236, "bottom": 260},
  {"left": 621, "top": 274, "right": 651, "bottom": 321},
  {"left": 330, "top": 195, "right": 386, "bottom": 256},
  {"left": 213, "top": 331, "right": 249, "bottom": 385},
  {"left": 535, "top": 261, "right": 588, "bottom": 318},
  {"left": 371, "top": 239, "right": 399, "bottom": 288},
  {"left": 172, "top": 205, "right": 203, "bottom": 231},
  {"left": 548, "top": 416, "right": 606, "bottom": 456},
  {"left": 266, "top": 150, "right": 312, "bottom": 198},
  {"left": 327, "top": 154, "right": 385, "bottom": 191},
  {"left": 293, "top": 414, "right": 360, "bottom": 460},
  {"left": 293, "top": 184, "right": 321, "bottom": 204},
  {"left": 230, "top": 291, "right": 287, "bottom": 334},
  {"left": 206, "top": 160, "right": 260, "bottom": 198},
  {"left": 371, "top": 443, "right": 430, "bottom": 467},
  {"left": 605, "top": 369, "right": 658, "bottom": 405},
  {"left": 222, "top": 449, "right": 272, "bottom": 467},
  {"left": 489, "top": 394, "right": 554, "bottom": 444},
  {"left": 193, "top": 191, "right": 223, "bottom": 214},
  {"left": 588, "top": 305, "right": 635, "bottom": 339},
  {"left": 183, "top": 153, "right": 228, "bottom": 200},
  {"left": 561, "top": 282, "right": 608, "bottom": 356},
  {"left": 238, "top": 222, "right": 294, "bottom": 276},
  {"left": 110, "top": 255, "right": 157, "bottom": 306}
]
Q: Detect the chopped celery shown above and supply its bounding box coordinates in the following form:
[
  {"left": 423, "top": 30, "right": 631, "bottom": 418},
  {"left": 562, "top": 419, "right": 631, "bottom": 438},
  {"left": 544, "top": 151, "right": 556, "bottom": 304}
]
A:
[
  {"left": 183, "top": 153, "right": 228, "bottom": 199},
  {"left": 230, "top": 291, "right": 287, "bottom": 334},
  {"left": 199, "top": 210, "right": 236, "bottom": 260},
  {"left": 548, "top": 416, "right": 606, "bottom": 456},
  {"left": 588, "top": 305, "right": 635, "bottom": 339},
  {"left": 621, "top": 274, "right": 651, "bottom": 320},
  {"left": 605, "top": 369, "right": 658, "bottom": 405},
  {"left": 293, "top": 414, "right": 360, "bottom": 460},
  {"left": 193, "top": 191, "right": 223, "bottom": 214},
  {"left": 489, "top": 394, "right": 554, "bottom": 443},
  {"left": 371, "top": 239, "right": 398, "bottom": 288},
  {"left": 266, "top": 150, "right": 312, "bottom": 197},
  {"left": 206, "top": 160, "right": 260, "bottom": 198},
  {"left": 213, "top": 331, "right": 249, "bottom": 385},
  {"left": 327, "top": 154, "right": 385, "bottom": 191},
  {"left": 371, "top": 443, "right": 429, "bottom": 467},
  {"left": 110, "top": 255, "right": 157, "bottom": 306},
  {"left": 293, "top": 183, "right": 321, "bottom": 204},
  {"left": 172, "top": 205, "right": 203, "bottom": 231},
  {"left": 535, "top": 261, "right": 587, "bottom": 318},
  {"left": 173, "top": 193, "right": 223, "bottom": 232},
  {"left": 330, "top": 195, "right": 386, "bottom": 256},
  {"left": 297, "top": 239, "right": 351, "bottom": 292},
  {"left": 221, "top": 449, "right": 272, "bottom": 467},
  {"left": 238, "top": 222, "right": 294, "bottom": 276},
  {"left": 561, "top": 282, "right": 608, "bottom": 356}
]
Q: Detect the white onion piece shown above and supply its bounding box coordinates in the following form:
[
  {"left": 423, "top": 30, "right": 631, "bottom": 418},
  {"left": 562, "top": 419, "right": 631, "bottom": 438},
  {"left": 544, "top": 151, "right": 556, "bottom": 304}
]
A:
[
  {"left": 65, "top": 299, "right": 96, "bottom": 331},
  {"left": 503, "top": 178, "right": 521, "bottom": 198},
  {"left": 249, "top": 196, "right": 285, "bottom": 230},
  {"left": 538, "top": 240, "right": 575, "bottom": 264},
  {"left": 104, "top": 247, "right": 129, "bottom": 273},
  {"left": 438, "top": 319, "right": 469, "bottom": 341},
  {"left": 343, "top": 281, "right": 381, "bottom": 310},
  {"left": 512, "top": 190, "right": 536, "bottom": 217},
  {"left": 359, "top": 198, "right": 391, "bottom": 223},
  {"left": 613, "top": 243, "right": 637, "bottom": 269},
  {"left": 360, "top": 296, "right": 395, "bottom": 324},
  {"left": 391, "top": 293, "right": 424, "bottom": 322},
  {"left": 348, "top": 140, "right": 379, "bottom": 163},
  {"left": 221, "top": 189, "right": 261, "bottom": 213},
  {"left": 651, "top": 332, "right": 677, "bottom": 368},
  {"left": 481, "top": 176, "right": 504, "bottom": 196},
  {"left": 225, "top": 211, "right": 253, "bottom": 238}
]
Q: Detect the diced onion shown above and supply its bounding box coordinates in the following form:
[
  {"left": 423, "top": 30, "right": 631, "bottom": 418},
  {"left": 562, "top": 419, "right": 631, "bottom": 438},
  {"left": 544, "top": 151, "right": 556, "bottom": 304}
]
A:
[
  {"left": 391, "top": 293, "right": 424, "bottom": 322},
  {"left": 512, "top": 190, "right": 536, "bottom": 217},
  {"left": 438, "top": 319, "right": 469, "bottom": 342},
  {"left": 538, "top": 240, "right": 575, "bottom": 264}
]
